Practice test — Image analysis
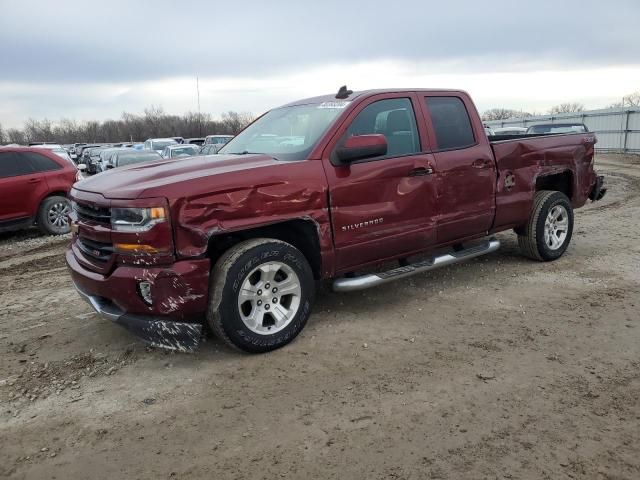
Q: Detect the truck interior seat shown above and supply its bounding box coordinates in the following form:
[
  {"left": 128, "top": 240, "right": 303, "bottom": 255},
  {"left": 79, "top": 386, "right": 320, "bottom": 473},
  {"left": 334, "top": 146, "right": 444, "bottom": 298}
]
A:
[{"left": 385, "top": 109, "right": 417, "bottom": 156}]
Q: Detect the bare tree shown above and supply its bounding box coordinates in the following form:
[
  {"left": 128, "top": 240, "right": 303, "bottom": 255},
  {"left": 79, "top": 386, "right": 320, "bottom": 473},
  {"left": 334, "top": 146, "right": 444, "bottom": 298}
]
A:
[
  {"left": 548, "top": 103, "right": 585, "bottom": 114},
  {"left": 221, "top": 111, "right": 255, "bottom": 134},
  {"left": 5, "top": 107, "right": 255, "bottom": 145},
  {"left": 0, "top": 123, "right": 5, "bottom": 144},
  {"left": 608, "top": 90, "right": 640, "bottom": 108},
  {"left": 7, "top": 128, "right": 26, "bottom": 145},
  {"left": 482, "top": 108, "right": 532, "bottom": 121}
]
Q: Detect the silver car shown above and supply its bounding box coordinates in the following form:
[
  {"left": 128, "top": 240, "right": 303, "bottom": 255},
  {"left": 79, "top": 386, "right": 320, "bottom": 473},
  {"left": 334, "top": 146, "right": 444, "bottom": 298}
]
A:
[{"left": 161, "top": 144, "right": 200, "bottom": 159}]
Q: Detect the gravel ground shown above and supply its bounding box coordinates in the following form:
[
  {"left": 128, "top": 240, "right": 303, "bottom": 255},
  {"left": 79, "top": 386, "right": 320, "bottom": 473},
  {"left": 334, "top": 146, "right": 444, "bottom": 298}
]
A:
[{"left": 0, "top": 154, "right": 638, "bottom": 479}]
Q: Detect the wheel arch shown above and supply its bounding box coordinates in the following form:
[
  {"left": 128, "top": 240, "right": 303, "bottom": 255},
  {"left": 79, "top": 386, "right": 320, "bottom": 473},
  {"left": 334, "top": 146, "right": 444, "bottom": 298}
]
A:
[
  {"left": 534, "top": 170, "right": 574, "bottom": 201},
  {"left": 206, "top": 219, "right": 323, "bottom": 279},
  {"left": 35, "top": 191, "right": 69, "bottom": 215}
]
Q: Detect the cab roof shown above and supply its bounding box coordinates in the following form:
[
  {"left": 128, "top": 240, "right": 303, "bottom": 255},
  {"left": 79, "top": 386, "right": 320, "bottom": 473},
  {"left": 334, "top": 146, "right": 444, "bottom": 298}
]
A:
[{"left": 280, "top": 88, "right": 468, "bottom": 108}]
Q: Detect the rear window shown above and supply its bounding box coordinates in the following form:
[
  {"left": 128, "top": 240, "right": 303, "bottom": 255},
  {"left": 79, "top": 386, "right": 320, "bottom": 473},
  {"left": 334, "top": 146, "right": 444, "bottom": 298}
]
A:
[
  {"left": 527, "top": 124, "right": 588, "bottom": 134},
  {"left": 172, "top": 146, "right": 199, "bottom": 155},
  {"left": 0, "top": 152, "right": 33, "bottom": 177},
  {"left": 425, "top": 97, "right": 476, "bottom": 150},
  {"left": 21, "top": 152, "right": 62, "bottom": 172},
  {"left": 117, "top": 152, "right": 162, "bottom": 166},
  {"left": 151, "top": 140, "right": 176, "bottom": 150}
]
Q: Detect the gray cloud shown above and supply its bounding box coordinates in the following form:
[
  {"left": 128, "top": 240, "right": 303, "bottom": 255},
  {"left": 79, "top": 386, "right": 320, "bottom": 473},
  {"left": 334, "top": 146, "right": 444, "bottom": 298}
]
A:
[
  {"left": 2, "top": 0, "right": 639, "bottom": 83},
  {"left": 1, "top": 0, "right": 639, "bottom": 128}
]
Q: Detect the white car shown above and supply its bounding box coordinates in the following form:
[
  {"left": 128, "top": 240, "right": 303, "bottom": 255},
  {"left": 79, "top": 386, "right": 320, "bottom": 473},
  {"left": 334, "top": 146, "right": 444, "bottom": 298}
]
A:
[
  {"left": 143, "top": 138, "right": 178, "bottom": 154},
  {"left": 161, "top": 144, "right": 201, "bottom": 159},
  {"left": 36, "top": 144, "right": 77, "bottom": 166}
]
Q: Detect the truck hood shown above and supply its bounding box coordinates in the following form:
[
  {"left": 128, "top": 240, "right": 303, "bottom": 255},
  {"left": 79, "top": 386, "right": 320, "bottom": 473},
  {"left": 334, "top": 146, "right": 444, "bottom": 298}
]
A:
[{"left": 74, "top": 154, "right": 281, "bottom": 199}]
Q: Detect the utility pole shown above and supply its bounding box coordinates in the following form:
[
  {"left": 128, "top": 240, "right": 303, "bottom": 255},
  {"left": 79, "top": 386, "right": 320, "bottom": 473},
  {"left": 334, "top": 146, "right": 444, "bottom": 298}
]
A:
[
  {"left": 619, "top": 96, "right": 625, "bottom": 154},
  {"left": 197, "top": 76, "right": 202, "bottom": 137}
]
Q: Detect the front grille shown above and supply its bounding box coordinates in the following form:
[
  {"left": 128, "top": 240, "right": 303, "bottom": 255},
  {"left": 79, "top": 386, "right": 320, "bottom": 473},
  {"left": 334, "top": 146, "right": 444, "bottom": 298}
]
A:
[
  {"left": 75, "top": 202, "right": 111, "bottom": 225},
  {"left": 77, "top": 237, "right": 113, "bottom": 263}
]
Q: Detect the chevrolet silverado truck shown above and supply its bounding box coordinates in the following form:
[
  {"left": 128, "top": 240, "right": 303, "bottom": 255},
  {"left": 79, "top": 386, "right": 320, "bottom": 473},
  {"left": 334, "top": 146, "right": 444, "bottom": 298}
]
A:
[{"left": 66, "top": 87, "right": 606, "bottom": 353}]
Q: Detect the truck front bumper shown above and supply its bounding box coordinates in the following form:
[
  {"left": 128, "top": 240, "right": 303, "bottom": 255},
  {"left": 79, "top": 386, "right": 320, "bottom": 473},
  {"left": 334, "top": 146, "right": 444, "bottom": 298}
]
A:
[{"left": 66, "top": 249, "right": 210, "bottom": 352}]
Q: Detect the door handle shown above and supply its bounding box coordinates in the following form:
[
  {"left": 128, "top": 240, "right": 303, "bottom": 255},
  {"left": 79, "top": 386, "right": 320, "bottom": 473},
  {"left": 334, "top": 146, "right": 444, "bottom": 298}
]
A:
[
  {"left": 27, "top": 177, "right": 41, "bottom": 183},
  {"left": 408, "top": 167, "right": 433, "bottom": 177},
  {"left": 472, "top": 159, "right": 492, "bottom": 169}
]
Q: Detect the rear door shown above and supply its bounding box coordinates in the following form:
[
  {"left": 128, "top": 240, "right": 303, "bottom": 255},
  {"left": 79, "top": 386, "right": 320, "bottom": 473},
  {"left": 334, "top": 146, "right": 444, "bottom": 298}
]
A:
[
  {"left": 420, "top": 94, "right": 496, "bottom": 242},
  {"left": 0, "top": 151, "right": 47, "bottom": 221},
  {"left": 323, "top": 93, "right": 438, "bottom": 272}
]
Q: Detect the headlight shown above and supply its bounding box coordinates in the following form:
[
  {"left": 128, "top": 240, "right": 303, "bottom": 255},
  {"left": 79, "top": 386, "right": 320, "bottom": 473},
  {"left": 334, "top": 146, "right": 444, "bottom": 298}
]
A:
[{"left": 111, "top": 207, "right": 166, "bottom": 232}]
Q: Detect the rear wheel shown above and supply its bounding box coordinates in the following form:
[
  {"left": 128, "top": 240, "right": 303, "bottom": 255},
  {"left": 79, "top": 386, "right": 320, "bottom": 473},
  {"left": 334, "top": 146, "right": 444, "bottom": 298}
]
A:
[
  {"left": 518, "top": 190, "right": 573, "bottom": 261},
  {"left": 37, "top": 196, "right": 71, "bottom": 235},
  {"left": 207, "top": 239, "right": 315, "bottom": 353}
]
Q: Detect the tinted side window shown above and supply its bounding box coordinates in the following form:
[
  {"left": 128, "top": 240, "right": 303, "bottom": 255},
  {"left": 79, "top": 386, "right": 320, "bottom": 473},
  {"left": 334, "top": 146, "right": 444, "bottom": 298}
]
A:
[
  {"left": 20, "top": 152, "right": 62, "bottom": 172},
  {"left": 0, "top": 152, "right": 34, "bottom": 178},
  {"left": 346, "top": 98, "right": 420, "bottom": 157},
  {"left": 425, "top": 97, "right": 476, "bottom": 150}
]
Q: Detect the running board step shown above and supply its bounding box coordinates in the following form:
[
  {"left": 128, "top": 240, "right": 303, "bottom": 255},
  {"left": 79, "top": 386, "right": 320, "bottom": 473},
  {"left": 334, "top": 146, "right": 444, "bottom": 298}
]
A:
[{"left": 332, "top": 238, "right": 500, "bottom": 292}]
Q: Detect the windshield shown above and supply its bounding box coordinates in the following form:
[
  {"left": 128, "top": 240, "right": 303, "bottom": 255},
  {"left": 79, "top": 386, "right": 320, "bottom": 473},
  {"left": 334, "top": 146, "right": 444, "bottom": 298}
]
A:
[
  {"left": 117, "top": 152, "right": 162, "bottom": 166},
  {"left": 218, "top": 103, "right": 346, "bottom": 161},
  {"left": 151, "top": 140, "right": 176, "bottom": 150}
]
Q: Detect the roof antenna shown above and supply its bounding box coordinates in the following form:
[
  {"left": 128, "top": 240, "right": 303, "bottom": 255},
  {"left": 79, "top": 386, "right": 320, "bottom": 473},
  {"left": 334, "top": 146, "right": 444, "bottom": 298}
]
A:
[{"left": 335, "top": 85, "right": 353, "bottom": 99}]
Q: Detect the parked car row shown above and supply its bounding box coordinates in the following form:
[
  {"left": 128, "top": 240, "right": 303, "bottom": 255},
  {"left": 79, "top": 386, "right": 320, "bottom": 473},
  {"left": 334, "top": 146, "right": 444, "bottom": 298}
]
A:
[{"left": 62, "top": 134, "right": 235, "bottom": 175}]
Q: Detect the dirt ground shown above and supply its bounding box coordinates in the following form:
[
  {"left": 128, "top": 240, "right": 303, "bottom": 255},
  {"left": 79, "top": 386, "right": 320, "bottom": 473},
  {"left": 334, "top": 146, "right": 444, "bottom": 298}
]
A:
[{"left": 1, "top": 154, "right": 638, "bottom": 480}]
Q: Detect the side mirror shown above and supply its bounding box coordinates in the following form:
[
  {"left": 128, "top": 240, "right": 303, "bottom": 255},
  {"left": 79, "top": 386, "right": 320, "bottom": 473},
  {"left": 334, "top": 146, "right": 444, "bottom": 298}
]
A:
[
  {"left": 77, "top": 164, "right": 87, "bottom": 171},
  {"left": 336, "top": 134, "right": 387, "bottom": 163}
]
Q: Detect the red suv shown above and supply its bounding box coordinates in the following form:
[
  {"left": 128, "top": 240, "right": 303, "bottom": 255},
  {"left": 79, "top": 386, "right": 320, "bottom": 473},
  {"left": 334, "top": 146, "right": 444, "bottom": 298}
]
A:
[{"left": 0, "top": 147, "right": 79, "bottom": 235}]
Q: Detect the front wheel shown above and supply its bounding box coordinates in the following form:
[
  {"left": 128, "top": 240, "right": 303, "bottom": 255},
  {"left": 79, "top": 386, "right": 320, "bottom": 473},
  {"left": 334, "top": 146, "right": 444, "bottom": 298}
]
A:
[
  {"left": 37, "top": 196, "right": 71, "bottom": 235},
  {"left": 207, "top": 239, "right": 315, "bottom": 353},
  {"left": 518, "top": 190, "right": 574, "bottom": 261}
]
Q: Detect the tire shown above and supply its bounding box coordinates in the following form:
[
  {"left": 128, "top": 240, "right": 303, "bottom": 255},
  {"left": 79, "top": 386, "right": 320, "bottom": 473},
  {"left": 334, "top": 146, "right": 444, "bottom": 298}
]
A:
[
  {"left": 207, "top": 238, "right": 315, "bottom": 353},
  {"left": 37, "top": 196, "right": 71, "bottom": 235},
  {"left": 517, "top": 190, "right": 574, "bottom": 261}
]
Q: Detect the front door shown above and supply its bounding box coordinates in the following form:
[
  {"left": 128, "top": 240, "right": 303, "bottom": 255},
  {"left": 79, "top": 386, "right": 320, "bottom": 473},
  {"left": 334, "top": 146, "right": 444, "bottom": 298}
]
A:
[{"left": 323, "top": 94, "right": 438, "bottom": 273}]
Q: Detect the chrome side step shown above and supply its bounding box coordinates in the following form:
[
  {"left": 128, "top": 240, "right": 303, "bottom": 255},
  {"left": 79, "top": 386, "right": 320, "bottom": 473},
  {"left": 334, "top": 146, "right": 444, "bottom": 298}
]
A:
[{"left": 332, "top": 238, "right": 500, "bottom": 292}]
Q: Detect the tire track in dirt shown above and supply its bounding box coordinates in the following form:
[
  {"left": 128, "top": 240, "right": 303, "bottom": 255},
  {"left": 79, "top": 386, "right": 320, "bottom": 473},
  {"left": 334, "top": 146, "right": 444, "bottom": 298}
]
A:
[
  {"left": 580, "top": 170, "right": 640, "bottom": 215},
  {"left": 0, "top": 251, "right": 67, "bottom": 278}
]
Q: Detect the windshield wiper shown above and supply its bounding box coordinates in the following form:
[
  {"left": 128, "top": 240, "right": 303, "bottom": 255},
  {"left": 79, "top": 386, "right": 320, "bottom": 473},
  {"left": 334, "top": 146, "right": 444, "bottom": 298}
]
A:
[{"left": 227, "top": 151, "right": 279, "bottom": 161}]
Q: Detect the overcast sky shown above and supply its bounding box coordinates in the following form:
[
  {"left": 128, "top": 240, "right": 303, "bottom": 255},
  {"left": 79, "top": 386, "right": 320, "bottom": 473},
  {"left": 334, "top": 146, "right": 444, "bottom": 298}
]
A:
[{"left": 1, "top": 0, "right": 639, "bottom": 127}]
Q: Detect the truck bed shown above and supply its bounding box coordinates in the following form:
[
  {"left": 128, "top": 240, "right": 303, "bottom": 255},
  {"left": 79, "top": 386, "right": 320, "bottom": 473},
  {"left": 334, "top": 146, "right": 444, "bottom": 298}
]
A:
[{"left": 488, "top": 131, "right": 597, "bottom": 232}]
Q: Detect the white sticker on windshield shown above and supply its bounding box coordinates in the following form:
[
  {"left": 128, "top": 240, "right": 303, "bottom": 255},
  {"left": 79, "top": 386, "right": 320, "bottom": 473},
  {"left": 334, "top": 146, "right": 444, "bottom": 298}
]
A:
[{"left": 317, "top": 101, "right": 351, "bottom": 109}]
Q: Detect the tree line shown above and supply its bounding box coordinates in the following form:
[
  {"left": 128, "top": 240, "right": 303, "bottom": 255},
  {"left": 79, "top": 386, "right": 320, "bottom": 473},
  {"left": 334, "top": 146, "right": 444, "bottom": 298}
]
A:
[
  {"left": 2, "top": 91, "right": 639, "bottom": 142},
  {"left": 0, "top": 107, "right": 254, "bottom": 145},
  {"left": 481, "top": 90, "right": 640, "bottom": 121}
]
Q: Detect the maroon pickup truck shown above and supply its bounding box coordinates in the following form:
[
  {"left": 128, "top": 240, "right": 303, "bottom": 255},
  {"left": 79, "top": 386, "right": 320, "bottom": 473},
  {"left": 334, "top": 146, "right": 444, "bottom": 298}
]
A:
[{"left": 66, "top": 87, "right": 606, "bottom": 352}]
